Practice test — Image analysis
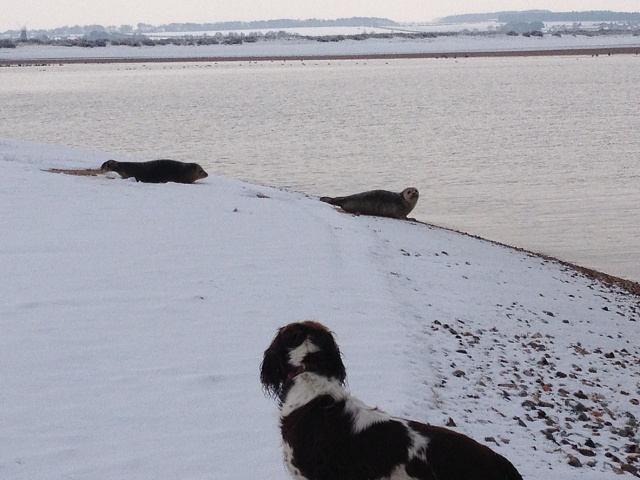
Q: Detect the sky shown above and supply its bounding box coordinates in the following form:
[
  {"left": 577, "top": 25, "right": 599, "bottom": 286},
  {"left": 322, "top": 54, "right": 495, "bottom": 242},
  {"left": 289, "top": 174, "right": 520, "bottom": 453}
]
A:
[{"left": 2, "top": 0, "right": 639, "bottom": 31}]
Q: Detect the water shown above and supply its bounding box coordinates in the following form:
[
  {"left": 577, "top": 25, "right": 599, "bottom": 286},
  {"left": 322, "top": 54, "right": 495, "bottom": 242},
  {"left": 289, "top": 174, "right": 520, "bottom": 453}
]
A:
[{"left": 1, "top": 56, "right": 639, "bottom": 282}]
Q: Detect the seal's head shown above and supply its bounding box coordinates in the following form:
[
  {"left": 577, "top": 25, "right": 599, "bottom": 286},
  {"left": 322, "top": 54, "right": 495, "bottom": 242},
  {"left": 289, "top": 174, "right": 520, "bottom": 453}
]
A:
[
  {"left": 189, "top": 163, "right": 208, "bottom": 181},
  {"left": 401, "top": 187, "right": 420, "bottom": 210},
  {"left": 100, "top": 160, "right": 119, "bottom": 171}
]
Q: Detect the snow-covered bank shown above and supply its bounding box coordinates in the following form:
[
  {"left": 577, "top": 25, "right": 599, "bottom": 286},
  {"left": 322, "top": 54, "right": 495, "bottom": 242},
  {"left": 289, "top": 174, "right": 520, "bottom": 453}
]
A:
[
  {"left": 1, "top": 138, "right": 639, "bottom": 479},
  {"left": 2, "top": 33, "right": 640, "bottom": 63}
]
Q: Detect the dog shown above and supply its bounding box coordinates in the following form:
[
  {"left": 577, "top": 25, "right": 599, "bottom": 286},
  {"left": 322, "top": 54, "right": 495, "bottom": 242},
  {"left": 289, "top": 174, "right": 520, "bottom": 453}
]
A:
[{"left": 260, "top": 321, "right": 523, "bottom": 480}]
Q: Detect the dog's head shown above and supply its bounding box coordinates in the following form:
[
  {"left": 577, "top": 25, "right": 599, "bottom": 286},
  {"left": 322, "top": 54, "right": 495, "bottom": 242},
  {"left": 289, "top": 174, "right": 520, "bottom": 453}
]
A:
[{"left": 260, "top": 321, "right": 346, "bottom": 402}]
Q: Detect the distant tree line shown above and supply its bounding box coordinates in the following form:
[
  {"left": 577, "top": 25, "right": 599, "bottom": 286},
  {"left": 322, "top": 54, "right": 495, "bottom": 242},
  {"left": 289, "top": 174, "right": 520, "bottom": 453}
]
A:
[
  {"left": 498, "top": 21, "right": 545, "bottom": 34},
  {"left": 0, "top": 30, "right": 442, "bottom": 49},
  {"left": 155, "top": 17, "right": 396, "bottom": 32},
  {"left": 439, "top": 10, "right": 640, "bottom": 23},
  {"left": 1, "top": 12, "right": 638, "bottom": 49},
  {"left": 497, "top": 10, "right": 640, "bottom": 22},
  {"left": 0, "top": 17, "right": 396, "bottom": 40},
  {"left": 3, "top": 26, "right": 637, "bottom": 50}
]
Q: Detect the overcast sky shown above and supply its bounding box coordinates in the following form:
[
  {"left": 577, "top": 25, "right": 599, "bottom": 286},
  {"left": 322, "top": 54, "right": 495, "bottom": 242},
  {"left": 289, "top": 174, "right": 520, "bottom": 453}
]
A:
[{"left": 2, "top": 0, "right": 638, "bottom": 31}]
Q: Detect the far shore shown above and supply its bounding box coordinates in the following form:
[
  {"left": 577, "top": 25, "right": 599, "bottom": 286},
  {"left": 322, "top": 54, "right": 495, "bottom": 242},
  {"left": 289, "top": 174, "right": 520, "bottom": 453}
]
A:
[{"left": 2, "top": 45, "right": 640, "bottom": 66}]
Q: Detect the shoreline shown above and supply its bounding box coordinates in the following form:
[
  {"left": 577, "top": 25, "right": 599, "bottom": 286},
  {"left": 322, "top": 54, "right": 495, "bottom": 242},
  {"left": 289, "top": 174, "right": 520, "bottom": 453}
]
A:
[
  {"left": 41, "top": 166, "right": 640, "bottom": 296},
  {"left": 415, "top": 219, "right": 640, "bottom": 298},
  {"left": 2, "top": 45, "right": 640, "bottom": 66}
]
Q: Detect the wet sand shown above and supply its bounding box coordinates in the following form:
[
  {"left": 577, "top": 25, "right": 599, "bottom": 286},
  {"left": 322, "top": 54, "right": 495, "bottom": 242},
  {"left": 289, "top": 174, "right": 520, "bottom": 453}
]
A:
[{"left": 2, "top": 45, "right": 640, "bottom": 66}]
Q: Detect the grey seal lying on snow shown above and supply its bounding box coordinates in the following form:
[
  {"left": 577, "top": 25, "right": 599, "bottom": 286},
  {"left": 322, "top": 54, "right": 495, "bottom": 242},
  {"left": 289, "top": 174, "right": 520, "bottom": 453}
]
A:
[
  {"left": 320, "top": 187, "right": 419, "bottom": 219},
  {"left": 100, "top": 159, "right": 208, "bottom": 184}
]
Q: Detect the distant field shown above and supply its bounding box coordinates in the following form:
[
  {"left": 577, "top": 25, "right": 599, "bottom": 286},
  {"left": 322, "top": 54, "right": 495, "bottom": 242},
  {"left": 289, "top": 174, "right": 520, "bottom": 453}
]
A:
[{"left": 141, "top": 21, "right": 622, "bottom": 38}]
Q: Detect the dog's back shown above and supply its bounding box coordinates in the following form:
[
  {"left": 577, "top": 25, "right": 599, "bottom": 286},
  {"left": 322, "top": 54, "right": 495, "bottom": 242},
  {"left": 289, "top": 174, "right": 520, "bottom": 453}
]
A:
[{"left": 280, "top": 378, "right": 522, "bottom": 480}]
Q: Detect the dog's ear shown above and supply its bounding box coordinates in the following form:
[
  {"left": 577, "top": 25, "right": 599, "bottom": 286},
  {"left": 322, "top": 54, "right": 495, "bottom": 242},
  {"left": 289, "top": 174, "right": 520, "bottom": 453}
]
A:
[{"left": 260, "top": 329, "right": 288, "bottom": 398}]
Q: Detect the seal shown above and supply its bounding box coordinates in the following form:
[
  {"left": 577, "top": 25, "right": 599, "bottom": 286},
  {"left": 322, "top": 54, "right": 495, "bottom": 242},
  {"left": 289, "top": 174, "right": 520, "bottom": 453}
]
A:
[
  {"left": 100, "top": 159, "right": 208, "bottom": 184},
  {"left": 319, "top": 187, "right": 419, "bottom": 219}
]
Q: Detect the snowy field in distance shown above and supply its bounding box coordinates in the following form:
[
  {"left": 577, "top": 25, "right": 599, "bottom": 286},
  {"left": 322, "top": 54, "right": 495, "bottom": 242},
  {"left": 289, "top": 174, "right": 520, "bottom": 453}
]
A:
[
  {"left": 145, "top": 26, "right": 408, "bottom": 38},
  {"left": 1, "top": 31, "right": 639, "bottom": 62},
  {"left": 1, "top": 137, "right": 639, "bottom": 479}
]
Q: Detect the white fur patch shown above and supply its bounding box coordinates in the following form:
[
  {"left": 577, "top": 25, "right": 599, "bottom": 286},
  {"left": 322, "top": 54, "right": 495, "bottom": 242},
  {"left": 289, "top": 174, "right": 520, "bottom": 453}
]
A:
[
  {"left": 344, "top": 397, "right": 393, "bottom": 434},
  {"left": 288, "top": 339, "right": 320, "bottom": 367},
  {"left": 345, "top": 397, "right": 430, "bottom": 460},
  {"left": 281, "top": 372, "right": 347, "bottom": 418},
  {"left": 407, "top": 426, "right": 429, "bottom": 461},
  {"left": 382, "top": 464, "right": 415, "bottom": 480}
]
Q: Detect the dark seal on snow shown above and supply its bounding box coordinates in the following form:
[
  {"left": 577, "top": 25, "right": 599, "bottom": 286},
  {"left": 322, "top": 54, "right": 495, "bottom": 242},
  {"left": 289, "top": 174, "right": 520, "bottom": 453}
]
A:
[
  {"left": 320, "top": 187, "right": 419, "bottom": 219},
  {"left": 100, "top": 159, "right": 208, "bottom": 184}
]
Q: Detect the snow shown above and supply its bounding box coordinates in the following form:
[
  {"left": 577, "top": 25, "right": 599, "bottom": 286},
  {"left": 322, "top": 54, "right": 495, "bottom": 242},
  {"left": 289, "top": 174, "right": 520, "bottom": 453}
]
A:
[
  {"left": 1, "top": 137, "right": 639, "bottom": 479},
  {"left": 1, "top": 32, "right": 639, "bottom": 62}
]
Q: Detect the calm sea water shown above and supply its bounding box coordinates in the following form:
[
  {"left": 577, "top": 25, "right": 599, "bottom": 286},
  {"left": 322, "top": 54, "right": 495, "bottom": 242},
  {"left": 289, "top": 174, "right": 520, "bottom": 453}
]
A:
[{"left": 1, "top": 56, "right": 639, "bottom": 282}]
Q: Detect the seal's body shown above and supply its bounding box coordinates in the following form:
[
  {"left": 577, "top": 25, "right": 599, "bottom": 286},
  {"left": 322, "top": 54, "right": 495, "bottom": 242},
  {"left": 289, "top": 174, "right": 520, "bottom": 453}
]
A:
[
  {"left": 320, "top": 187, "right": 419, "bottom": 219},
  {"left": 100, "top": 160, "right": 208, "bottom": 184}
]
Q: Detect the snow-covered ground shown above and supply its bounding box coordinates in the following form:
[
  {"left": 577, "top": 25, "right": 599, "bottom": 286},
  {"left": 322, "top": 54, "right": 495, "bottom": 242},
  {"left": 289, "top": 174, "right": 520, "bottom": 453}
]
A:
[
  {"left": 1, "top": 137, "right": 639, "bottom": 479},
  {"left": 2, "top": 32, "right": 639, "bottom": 62}
]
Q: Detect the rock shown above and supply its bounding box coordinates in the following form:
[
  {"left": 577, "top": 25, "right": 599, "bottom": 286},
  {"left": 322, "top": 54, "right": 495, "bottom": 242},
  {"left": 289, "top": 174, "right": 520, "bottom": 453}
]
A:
[
  {"left": 620, "top": 463, "right": 639, "bottom": 477},
  {"left": 574, "top": 390, "right": 589, "bottom": 400},
  {"left": 577, "top": 448, "right": 596, "bottom": 457},
  {"left": 484, "top": 436, "right": 499, "bottom": 445},
  {"left": 567, "top": 454, "right": 581, "bottom": 467}
]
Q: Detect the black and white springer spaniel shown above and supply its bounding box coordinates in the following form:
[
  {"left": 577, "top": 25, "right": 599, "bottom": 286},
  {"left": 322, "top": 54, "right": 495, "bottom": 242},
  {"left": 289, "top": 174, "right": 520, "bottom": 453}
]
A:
[{"left": 261, "top": 321, "right": 523, "bottom": 480}]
